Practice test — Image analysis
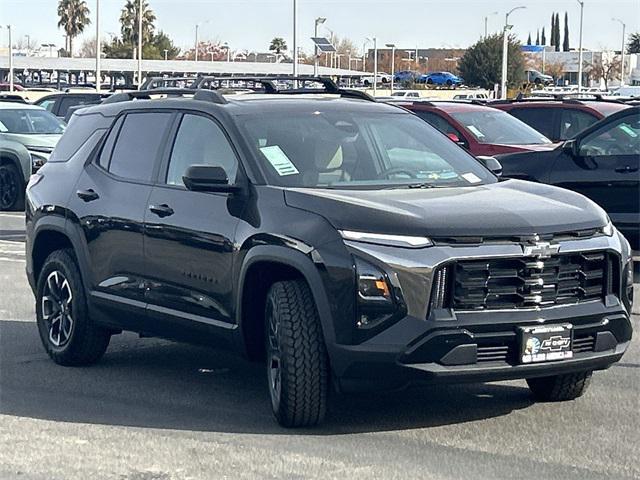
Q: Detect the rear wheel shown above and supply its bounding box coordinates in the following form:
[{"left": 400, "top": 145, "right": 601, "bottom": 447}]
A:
[
  {"left": 265, "top": 280, "right": 329, "bottom": 428},
  {"left": 36, "top": 249, "right": 111, "bottom": 366},
  {"left": 527, "top": 371, "right": 592, "bottom": 401},
  {"left": 0, "top": 163, "right": 24, "bottom": 211}
]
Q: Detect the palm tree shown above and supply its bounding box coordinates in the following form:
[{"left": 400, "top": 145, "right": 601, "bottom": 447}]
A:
[
  {"left": 269, "top": 37, "right": 287, "bottom": 55},
  {"left": 57, "top": 0, "right": 91, "bottom": 57},
  {"left": 120, "top": 0, "right": 156, "bottom": 57}
]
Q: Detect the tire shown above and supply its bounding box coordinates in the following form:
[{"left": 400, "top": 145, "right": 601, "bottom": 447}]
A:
[
  {"left": 363, "top": 80, "right": 370, "bottom": 87},
  {"left": 526, "top": 371, "right": 592, "bottom": 402},
  {"left": 446, "top": 79, "right": 453, "bottom": 87},
  {"left": 0, "top": 162, "right": 24, "bottom": 211},
  {"left": 36, "top": 249, "right": 111, "bottom": 366},
  {"left": 426, "top": 78, "right": 433, "bottom": 85},
  {"left": 265, "top": 279, "right": 329, "bottom": 428}
]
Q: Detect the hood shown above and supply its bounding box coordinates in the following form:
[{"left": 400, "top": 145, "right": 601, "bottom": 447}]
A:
[
  {"left": 487, "top": 142, "right": 559, "bottom": 154},
  {"left": 0, "top": 133, "right": 61, "bottom": 151},
  {"left": 284, "top": 179, "right": 608, "bottom": 238}
]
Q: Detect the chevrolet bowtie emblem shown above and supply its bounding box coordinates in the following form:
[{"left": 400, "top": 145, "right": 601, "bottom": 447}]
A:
[{"left": 522, "top": 241, "right": 560, "bottom": 258}]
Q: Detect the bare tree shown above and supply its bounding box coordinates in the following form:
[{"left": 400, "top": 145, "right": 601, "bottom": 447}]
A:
[
  {"left": 588, "top": 56, "right": 621, "bottom": 90},
  {"left": 79, "top": 36, "right": 97, "bottom": 58}
]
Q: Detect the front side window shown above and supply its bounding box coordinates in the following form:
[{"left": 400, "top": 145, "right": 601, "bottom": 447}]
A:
[
  {"left": 509, "top": 107, "right": 557, "bottom": 140},
  {"left": 559, "top": 109, "right": 597, "bottom": 140},
  {"left": 579, "top": 115, "right": 640, "bottom": 156},
  {"left": 166, "top": 114, "right": 238, "bottom": 186},
  {"left": 238, "top": 110, "right": 495, "bottom": 189},
  {"left": 451, "top": 109, "right": 552, "bottom": 145},
  {"left": 108, "top": 112, "right": 173, "bottom": 182},
  {"left": 414, "top": 111, "right": 468, "bottom": 147},
  {"left": 0, "top": 108, "right": 65, "bottom": 134}
]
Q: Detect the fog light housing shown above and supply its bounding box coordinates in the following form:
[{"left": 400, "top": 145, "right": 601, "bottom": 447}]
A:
[{"left": 623, "top": 259, "right": 634, "bottom": 312}]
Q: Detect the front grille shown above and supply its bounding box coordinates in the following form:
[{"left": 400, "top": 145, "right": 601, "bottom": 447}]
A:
[{"left": 451, "top": 252, "right": 608, "bottom": 310}]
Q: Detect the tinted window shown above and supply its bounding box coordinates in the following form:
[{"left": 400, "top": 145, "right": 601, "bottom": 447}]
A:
[
  {"left": 48, "top": 113, "right": 110, "bottom": 163},
  {"left": 97, "top": 116, "right": 124, "bottom": 169},
  {"left": 38, "top": 98, "right": 56, "bottom": 112},
  {"left": 451, "top": 109, "right": 552, "bottom": 145},
  {"left": 166, "top": 114, "right": 238, "bottom": 186},
  {"left": 414, "top": 111, "right": 468, "bottom": 147},
  {"left": 580, "top": 115, "right": 640, "bottom": 156},
  {"left": 108, "top": 112, "right": 172, "bottom": 181},
  {"left": 509, "top": 107, "right": 557, "bottom": 140},
  {"left": 58, "top": 96, "right": 100, "bottom": 117},
  {"left": 559, "top": 109, "right": 597, "bottom": 140}
]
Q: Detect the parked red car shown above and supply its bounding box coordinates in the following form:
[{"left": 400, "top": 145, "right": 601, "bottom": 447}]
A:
[
  {"left": 490, "top": 97, "right": 630, "bottom": 142},
  {"left": 397, "top": 101, "right": 557, "bottom": 156}
]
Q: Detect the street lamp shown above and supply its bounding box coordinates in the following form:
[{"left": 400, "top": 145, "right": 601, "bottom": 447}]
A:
[
  {"left": 613, "top": 18, "right": 626, "bottom": 87},
  {"left": 386, "top": 43, "right": 396, "bottom": 93},
  {"left": 313, "top": 17, "right": 326, "bottom": 76},
  {"left": 484, "top": 11, "right": 498, "bottom": 38},
  {"left": 366, "top": 37, "right": 378, "bottom": 96},
  {"left": 577, "top": 0, "right": 584, "bottom": 92},
  {"left": 1, "top": 26, "right": 14, "bottom": 92},
  {"left": 194, "top": 20, "right": 209, "bottom": 62},
  {"left": 500, "top": 6, "right": 526, "bottom": 99},
  {"left": 137, "top": 0, "right": 142, "bottom": 89},
  {"left": 95, "top": 0, "right": 100, "bottom": 92},
  {"left": 292, "top": 0, "right": 298, "bottom": 78},
  {"left": 164, "top": 49, "right": 168, "bottom": 60}
]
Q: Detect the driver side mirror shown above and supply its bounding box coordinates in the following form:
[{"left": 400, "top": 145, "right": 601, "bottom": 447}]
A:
[
  {"left": 562, "top": 139, "right": 579, "bottom": 157},
  {"left": 476, "top": 156, "right": 503, "bottom": 177},
  {"left": 182, "top": 165, "right": 242, "bottom": 193}
]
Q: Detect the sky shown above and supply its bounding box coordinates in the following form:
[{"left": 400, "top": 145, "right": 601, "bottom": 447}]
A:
[{"left": 1, "top": 0, "right": 639, "bottom": 55}]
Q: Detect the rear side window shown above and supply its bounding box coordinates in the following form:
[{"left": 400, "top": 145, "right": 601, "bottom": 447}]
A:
[
  {"left": 48, "top": 112, "right": 110, "bottom": 163},
  {"left": 509, "top": 107, "right": 556, "bottom": 140},
  {"left": 559, "top": 109, "right": 597, "bottom": 140},
  {"left": 108, "top": 112, "right": 173, "bottom": 182}
]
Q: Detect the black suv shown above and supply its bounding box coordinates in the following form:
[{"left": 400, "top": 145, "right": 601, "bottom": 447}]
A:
[{"left": 26, "top": 78, "right": 634, "bottom": 428}]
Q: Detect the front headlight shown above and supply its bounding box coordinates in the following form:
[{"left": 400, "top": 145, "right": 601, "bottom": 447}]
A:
[
  {"left": 340, "top": 230, "right": 433, "bottom": 248},
  {"left": 354, "top": 257, "right": 396, "bottom": 329},
  {"left": 29, "top": 151, "right": 48, "bottom": 171},
  {"left": 601, "top": 220, "right": 615, "bottom": 237}
]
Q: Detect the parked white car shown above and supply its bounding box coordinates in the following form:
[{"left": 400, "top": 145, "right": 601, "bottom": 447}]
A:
[
  {"left": 612, "top": 86, "right": 640, "bottom": 98},
  {"left": 390, "top": 90, "right": 422, "bottom": 99},
  {"left": 361, "top": 73, "right": 392, "bottom": 86}
]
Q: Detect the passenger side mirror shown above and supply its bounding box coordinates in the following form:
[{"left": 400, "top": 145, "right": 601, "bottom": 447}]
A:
[
  {"left": 476, "top": 156, "right": 503, "bottom": 177},
  {"left": 446, "top": 132, "right": 468, "bottom": 149},
  {"left": 182, "top": 165, "right": 241, "bottom": 193}
]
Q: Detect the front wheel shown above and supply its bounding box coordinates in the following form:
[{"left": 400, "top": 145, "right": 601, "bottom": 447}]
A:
[
  {"left": 526, "top": 371, "right": 592, "bottom": 401},
  {"left": 265, "top": 280, "right": 329, "bottom": 427},
  {"left": 0, "top": 163, "right": 24, "bottom": 211}
]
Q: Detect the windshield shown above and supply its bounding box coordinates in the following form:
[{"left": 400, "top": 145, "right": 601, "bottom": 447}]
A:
[
  {"left": 451, "top": 110, "right": 552, "bottom": 145},
  {"left": 0, "top": 108, "right": 65, "bottom": 134},
  {"left": 238, "top": 110, "right": 497, "bottom": 189}
]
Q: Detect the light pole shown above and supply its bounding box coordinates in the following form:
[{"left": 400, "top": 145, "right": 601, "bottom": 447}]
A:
[
  {"left": 2, "top": 26, "right": 14, "bottom": 92},
  {"left": 95, "top": 0, "right": 100, "bottom": 92},
  {"left": 292, "top": 0, "right": 298, "bottom": 78},
  {"left": 313, "top": 17, "right": 326, "bottom": 76},
  {"left": 164, "top": 49, "right": 168, "bottom": 60},
  {"left": 500, "top": 6, "right": 526, "bottom": 99},
  {"left": 484, "top": 11, "right": 498, "bottom": 38},
  {"left": 386, "top": 43, "right": 396, "bottom": 93},
  {"left": 362, "top": 38, "right": 371, "bottom": 72},
  {"left": 613, "top": 18, "right": 626, "bottom": 87},
  {"left": 577, "top": 0, "right": 584, "bottom": 91},
  {"left": 223, "top": 43, "right": 230, "bottom": 62},
  {"left": 137, "top": 0, "right": 142, "bottom": 89},
  {"left": 367, "top": 37, "right": 378, "bottom": 96}
]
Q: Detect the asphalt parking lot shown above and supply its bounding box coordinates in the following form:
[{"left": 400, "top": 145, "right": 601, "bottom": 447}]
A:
[{"left": 0, "top": 211, "right": 638, "bottom": 480}]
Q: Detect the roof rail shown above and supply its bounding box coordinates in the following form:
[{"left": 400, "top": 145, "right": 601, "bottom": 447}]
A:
[
  {"left": 490, "top": 92, "right": 626, "bottom": 105},
  {"left": 101, "top": 88, "right": 227, "bottom": 105},
  {"left": 139, "top": 76, "right": 199, "bottom": 90},
  {"left": 193, "top": 75, "right": 375, "bottom": 102},
  {"left": 0, "top": 94, "right": 28, "bottom": 104}
]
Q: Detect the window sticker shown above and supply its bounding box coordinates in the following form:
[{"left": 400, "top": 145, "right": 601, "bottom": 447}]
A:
[
  {"left": 260, "top": 145, "right": 300, "bottom": 176},
  {"left": 619, "top": 124, "right": 638, "bottom": 138},
  {"left": 462, "top": 172, "right": 482, "bottom": 184},
  {"left": 466, "top": 125, "right": 485, "bottom": 138},
  {"left": 0, "top": 121, "right": 7, "bottom": 132}
]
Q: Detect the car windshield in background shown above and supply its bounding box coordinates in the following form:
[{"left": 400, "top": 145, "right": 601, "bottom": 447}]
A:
[
  {"left": 0, "top": 109, "right": 65, "bottom": 134},
  {"left": 239, "top": 111, "right": 497, "bottom": 189},
  {"left": 451, "top": 110, "right": 552, "bottom": 145}
]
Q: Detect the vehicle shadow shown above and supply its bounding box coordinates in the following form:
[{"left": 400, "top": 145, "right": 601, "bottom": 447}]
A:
[{"left": 0, "top": 321, "right": 534, "bottom": 435}]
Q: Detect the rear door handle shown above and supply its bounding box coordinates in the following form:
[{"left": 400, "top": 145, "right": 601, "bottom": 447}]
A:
[
  {"left": 76, "top": 189, "right": 99, "bottom": 202},
  {"left": 149, "top": 204, "right": 174, "bottom": 218},
  {"left": 615, "top": 165, "right": 639, "bottom": 173}
]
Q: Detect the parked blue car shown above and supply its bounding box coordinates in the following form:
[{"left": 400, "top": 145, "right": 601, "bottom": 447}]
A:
[
  {"left": 418, "top": 71, "right": 463, "bottom": 87},
  {"left": 393, "top": 70, "right": 419, "bottom": 83}
]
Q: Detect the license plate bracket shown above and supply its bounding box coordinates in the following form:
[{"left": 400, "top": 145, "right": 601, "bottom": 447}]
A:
[{"left": 519, "top": 324, "right": 573, "bottom": 364}]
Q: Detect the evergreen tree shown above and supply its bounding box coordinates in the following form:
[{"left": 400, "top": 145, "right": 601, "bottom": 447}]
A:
[
  {"left": 563, "top": 12, "right": 570, "bottom": 51},
  {"left": 628, "top": 33, "right": 640, "bottom": 54},
  {"left": 554, "top": 13, "right": 561, "bottom": 51},
  {"left": 541, "top": 27, "right": 546, "bottom": 45},
  {"left": 527, "top": 33, "right": 532, "bottom": 45},
  {"left": 535, "top": 30, "right": 540, "bottom": 46},
  {"left": 550, "top": 13, "right": 556, "bottom": 46}
]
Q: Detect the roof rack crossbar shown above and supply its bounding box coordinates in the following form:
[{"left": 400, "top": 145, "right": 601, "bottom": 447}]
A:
[{"left": 101, "top": 88, "right": 227, "bottom": 105}]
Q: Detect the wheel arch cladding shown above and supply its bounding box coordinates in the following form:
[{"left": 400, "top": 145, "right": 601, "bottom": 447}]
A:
[
  {"left": 32, "top": 229, "right": 75, "bottom": 283},
  {"left": 237, "top": 245, "right": 336, "bottom": 362}
]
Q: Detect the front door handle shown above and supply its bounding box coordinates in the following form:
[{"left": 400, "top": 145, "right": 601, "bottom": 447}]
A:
[
  {"left": 76, "top": 189, "right": 99, "bottom": 202},
  {"left": 615, "top": 165, "right": 639, "bottom": 174},
  {"left": 149, "top": 204, "right": 174, "bottom": 218}
]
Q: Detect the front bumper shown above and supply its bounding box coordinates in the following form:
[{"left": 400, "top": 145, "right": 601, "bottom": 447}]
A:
[{"left": 331, "top": 300, "right": 632, "bottom": 392}]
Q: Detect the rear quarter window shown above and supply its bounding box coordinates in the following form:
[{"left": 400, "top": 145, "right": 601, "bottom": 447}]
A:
[{"left": 48, "top": 113, "right": 112, "bottom": 163}]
